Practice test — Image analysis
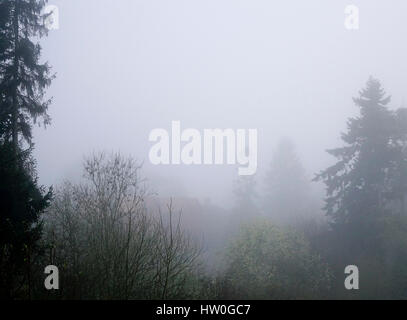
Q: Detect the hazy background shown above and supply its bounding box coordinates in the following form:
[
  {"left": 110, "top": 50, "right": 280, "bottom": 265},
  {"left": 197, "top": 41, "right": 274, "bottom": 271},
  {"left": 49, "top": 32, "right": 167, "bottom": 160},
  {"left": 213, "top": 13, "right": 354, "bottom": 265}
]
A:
[{"left": 33, "top": 0, "right": 407, "bottom": 207}]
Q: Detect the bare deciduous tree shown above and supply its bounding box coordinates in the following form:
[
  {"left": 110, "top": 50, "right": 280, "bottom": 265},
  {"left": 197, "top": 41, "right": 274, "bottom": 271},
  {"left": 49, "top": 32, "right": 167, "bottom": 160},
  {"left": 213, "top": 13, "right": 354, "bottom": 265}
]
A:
[{"left": 41, "top": 152, "right": 203, "bottom": 299}]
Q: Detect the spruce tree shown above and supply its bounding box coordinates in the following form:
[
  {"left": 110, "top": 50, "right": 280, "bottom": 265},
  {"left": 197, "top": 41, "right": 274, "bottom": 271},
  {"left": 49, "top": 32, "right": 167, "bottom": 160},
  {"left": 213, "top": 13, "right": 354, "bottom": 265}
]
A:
[
  {"left": 0, "top": 0, "right": 53, "bottom": 148},
  {"left": 0, "top": 143, "right": 51, "bottom": 299},
  {"left": 315, "top": 77, "right": 395, "bottom": 249},
  {"left": 0, "top": 0, "right": 53, "bottom": 299},
  {"left": 263, "top": 138, "right": 310, "bottom": 224}
]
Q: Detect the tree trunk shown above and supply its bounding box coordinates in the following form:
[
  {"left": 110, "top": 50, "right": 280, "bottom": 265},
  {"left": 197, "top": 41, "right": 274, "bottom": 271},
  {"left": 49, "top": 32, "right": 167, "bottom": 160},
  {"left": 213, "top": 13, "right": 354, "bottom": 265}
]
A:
[{"left": 12, "top": 0, "right": 19, "bottom": 151}]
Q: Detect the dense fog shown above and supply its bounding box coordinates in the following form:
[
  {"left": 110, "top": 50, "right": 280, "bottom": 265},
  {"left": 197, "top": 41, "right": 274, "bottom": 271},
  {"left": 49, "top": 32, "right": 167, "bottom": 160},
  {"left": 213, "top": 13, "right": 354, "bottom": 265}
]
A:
[
  {"left": 2, "top": 0, "right": 407, "bottom": 300},
  {"left": 33, "top": 0, "right": 407, "bottom": 205}
]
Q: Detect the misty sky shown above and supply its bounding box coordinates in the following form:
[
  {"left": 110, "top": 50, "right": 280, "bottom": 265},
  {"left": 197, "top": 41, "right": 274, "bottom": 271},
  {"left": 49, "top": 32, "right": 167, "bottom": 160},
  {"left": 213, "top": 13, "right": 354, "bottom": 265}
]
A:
[{"left": 33, "top": 0, "right": 407, "bottom": 206}]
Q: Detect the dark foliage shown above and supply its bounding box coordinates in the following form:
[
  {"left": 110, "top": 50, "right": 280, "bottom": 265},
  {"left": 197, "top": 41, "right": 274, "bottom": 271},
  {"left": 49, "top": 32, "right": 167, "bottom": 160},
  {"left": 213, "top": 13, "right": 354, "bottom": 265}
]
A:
[
  {"left": 0, "top": 142, "right": 52, "bottom": 299},
  {"left": 0, "top": 0, "right": 53, "bottom": 147}
]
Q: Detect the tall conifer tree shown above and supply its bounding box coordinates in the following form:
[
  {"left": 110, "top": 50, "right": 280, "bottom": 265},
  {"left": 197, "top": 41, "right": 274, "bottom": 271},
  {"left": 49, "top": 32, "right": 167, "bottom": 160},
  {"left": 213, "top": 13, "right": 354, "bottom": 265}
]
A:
[
  {"left": 0, "top": 0, "right": 53, "bottom": 148},
  {"left": 315, "top": 77, "right": 396, "bottom": 253},
  {"left": 0, "top": 0, "right": 53, "bottom": 299}
]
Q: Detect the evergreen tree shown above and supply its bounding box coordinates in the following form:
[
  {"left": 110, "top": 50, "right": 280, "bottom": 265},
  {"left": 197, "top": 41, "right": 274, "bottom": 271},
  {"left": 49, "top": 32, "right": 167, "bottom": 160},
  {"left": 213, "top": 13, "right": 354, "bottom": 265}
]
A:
[
  {"left": 0, "top": 143, "right": 51, "bottom": 299},
  {"left": 315, "top": 77, "right": 395, "bottom": 250},
  {"left": 0, "top": 0, "right": 53, "bottom": 299},
  {"left": 263, "top": 138, "right": 310, "bottom": 224},
  {"left": 314, "top": 78, "right": 407, "bottom": 298},
  {"left": 0, "top": 0, "right": 53, "bottom": 148}
]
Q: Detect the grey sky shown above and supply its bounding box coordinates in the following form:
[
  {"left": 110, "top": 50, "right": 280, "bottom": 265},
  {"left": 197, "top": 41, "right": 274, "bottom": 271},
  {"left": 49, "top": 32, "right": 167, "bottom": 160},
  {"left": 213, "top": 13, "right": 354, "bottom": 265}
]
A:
[{"left": 33, "top": 0, "right": 407, "bottom": 206}]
